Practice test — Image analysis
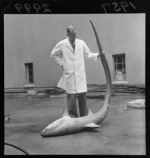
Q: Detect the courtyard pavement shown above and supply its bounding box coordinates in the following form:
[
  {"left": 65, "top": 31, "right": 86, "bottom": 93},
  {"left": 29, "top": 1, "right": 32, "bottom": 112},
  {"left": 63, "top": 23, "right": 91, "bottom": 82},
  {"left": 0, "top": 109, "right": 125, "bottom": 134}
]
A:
[{"left": 4, "top": 94, "right": 145, "bottom": 155}]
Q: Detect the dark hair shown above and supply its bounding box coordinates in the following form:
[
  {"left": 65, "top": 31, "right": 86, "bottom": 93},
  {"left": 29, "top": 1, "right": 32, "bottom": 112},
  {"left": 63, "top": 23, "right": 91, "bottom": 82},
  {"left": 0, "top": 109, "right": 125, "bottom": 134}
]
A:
[
  {"left": 66, "top": 27, "right": 71, "bottom": 34},
  {"left": 66, "top": 26, "right": 76, "bottom": 34}
]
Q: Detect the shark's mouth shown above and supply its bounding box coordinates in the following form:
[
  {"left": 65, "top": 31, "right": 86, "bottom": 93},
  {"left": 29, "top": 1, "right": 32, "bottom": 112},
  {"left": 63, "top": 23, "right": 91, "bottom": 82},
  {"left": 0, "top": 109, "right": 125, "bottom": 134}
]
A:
[{"left": 41, "top": 20, "right": 112, "bottom": 137}]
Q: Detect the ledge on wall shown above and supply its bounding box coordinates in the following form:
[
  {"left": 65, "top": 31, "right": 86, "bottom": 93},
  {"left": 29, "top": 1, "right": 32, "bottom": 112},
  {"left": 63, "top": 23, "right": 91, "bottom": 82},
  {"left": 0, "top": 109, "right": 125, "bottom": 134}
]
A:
[
  {"left": 112, "top": 81, "right": 128, "bottom": 85},
  {"left": 24, "top": 84, "right": 37, "bottom": 95}
]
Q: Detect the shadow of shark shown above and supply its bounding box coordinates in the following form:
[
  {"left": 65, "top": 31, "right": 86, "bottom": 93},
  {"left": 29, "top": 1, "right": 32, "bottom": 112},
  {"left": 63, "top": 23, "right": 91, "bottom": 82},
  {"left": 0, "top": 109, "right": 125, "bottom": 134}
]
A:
[{"left": 41, "top": 20, "right": 112, "bottom": 137}]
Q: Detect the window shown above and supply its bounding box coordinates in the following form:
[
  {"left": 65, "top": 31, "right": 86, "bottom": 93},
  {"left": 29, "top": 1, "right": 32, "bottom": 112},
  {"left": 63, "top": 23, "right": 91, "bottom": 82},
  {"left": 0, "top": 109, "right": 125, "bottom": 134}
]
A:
[
  {"left": 113, "top": 54, "right": 126, "bottom": 81},
  {"left": 25, "top": 63, "right": 34, "bottom": 84}
]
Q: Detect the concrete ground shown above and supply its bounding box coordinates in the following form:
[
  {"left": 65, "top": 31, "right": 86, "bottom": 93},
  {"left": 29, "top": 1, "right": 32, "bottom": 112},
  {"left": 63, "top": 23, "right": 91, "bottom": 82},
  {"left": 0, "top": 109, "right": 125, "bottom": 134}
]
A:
[{"left": 4, "top": 94, "right": 145, "bottom": 155}]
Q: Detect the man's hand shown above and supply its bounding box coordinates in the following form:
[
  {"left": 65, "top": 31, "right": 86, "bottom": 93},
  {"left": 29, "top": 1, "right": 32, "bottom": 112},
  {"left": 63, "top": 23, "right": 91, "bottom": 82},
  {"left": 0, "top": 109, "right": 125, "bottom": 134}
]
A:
[
  {"left": 102, "top": 50, "right": 106, "bottom": 55},
  {"left": 97, "top": 51, "right": 106, "bottom": 59},
  {"left": 97, "top": 54, "right": 100, "bottom": 59}
]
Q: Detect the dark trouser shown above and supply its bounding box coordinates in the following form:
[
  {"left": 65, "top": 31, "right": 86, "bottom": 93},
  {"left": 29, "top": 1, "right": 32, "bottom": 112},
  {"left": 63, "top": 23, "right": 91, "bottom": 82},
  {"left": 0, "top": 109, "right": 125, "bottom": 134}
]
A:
[{"left": 66, "top": 92, "right": 88, "bottom": 117}]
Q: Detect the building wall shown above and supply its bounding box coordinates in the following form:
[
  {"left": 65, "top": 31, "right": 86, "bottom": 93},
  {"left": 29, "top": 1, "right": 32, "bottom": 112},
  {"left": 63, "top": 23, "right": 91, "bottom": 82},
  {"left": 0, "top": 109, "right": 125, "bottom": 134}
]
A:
[{"left": 4, "top": 14, "right": 145, "bottom": 88}]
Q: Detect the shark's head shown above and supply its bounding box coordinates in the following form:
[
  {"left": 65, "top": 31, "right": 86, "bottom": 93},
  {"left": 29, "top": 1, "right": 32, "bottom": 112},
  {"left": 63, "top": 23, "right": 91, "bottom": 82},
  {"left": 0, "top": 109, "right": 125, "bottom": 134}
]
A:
[{"left": 41, "top": 116, "right": 81, "bottom": 137}]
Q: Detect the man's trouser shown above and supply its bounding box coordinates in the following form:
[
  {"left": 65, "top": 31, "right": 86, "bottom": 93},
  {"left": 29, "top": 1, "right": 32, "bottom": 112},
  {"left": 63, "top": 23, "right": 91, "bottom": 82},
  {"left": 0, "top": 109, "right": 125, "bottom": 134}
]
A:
[{"left": 66, "top": 92, "right": 88, "bottom": 117}]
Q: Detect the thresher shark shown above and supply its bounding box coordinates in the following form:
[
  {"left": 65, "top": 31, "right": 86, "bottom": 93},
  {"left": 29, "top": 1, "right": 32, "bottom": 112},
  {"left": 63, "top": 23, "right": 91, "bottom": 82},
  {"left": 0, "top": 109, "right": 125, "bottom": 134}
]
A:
[{"left": 41, "top": 20, "right": 112, "bottom": 137}]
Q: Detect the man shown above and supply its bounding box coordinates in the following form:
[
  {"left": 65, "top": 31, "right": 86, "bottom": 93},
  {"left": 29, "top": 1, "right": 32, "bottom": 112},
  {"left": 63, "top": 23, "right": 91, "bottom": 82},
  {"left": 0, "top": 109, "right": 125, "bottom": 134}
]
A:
[{"left": 50, "top": 25, "right": 103, "bottom": 118}]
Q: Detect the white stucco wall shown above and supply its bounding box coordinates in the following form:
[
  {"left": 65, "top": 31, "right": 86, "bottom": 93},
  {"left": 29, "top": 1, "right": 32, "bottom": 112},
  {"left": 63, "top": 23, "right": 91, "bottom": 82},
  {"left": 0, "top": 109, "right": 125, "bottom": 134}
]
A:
[{"left": 4, "top": 14, "right": 145, "bottom": 88}]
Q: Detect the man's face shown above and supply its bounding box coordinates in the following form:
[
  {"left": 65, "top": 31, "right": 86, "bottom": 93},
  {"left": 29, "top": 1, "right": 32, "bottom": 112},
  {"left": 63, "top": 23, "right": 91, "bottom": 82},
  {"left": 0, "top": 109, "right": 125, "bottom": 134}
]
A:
[{"left": 67, "top": 31, "right": 76, "bottom": 43}]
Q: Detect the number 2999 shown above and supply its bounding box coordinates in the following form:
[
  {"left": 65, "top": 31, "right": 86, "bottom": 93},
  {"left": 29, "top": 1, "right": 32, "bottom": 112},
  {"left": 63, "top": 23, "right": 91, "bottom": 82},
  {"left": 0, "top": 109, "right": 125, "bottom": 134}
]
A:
[{"left": 15, "top": 3, "right": 52, "bottom": 13}]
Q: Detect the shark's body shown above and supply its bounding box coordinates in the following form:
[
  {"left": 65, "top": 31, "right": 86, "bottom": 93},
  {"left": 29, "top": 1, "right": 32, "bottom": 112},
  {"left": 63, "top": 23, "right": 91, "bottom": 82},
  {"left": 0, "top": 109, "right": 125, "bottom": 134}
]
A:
[{"left": 41, "top": 20, "right": 112, "bottom": 137}]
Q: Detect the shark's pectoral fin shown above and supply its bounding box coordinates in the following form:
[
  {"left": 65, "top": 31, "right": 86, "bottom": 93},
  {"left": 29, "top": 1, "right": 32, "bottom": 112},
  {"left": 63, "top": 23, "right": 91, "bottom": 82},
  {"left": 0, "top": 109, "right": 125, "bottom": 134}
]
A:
[
  {"left": 85, "top": 123, "right": 101, "bottom": 128},
  {"left": 87, "top": 108, "right": 93, "bottom": 116}
]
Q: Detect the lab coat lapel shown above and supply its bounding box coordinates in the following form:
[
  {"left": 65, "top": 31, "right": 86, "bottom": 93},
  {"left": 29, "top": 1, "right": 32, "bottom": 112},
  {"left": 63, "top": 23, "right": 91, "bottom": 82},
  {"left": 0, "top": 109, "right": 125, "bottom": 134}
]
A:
[{"left": 65, "top": 38, "right": 75, "bottom": 52}]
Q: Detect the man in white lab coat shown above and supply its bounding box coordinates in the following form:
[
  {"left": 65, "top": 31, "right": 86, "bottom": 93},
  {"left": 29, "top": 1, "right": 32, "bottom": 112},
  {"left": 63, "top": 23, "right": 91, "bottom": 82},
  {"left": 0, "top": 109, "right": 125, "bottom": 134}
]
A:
[{"left": 50, "top": 25, "right": 102, "bottom": 117}]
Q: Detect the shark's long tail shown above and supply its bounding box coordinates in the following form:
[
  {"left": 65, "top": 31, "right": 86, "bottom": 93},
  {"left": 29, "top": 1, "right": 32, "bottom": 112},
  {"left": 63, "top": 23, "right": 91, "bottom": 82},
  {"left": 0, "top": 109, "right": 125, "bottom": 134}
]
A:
[{"left": 41, "top": 20, "right": 112, "bottom": 137}]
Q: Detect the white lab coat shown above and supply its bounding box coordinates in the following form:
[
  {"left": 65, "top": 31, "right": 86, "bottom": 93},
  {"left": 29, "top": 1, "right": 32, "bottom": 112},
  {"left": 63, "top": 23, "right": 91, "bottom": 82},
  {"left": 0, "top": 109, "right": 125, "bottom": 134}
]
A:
[{"left": 50, "top": 38, "right": 99, "bottom": 94}]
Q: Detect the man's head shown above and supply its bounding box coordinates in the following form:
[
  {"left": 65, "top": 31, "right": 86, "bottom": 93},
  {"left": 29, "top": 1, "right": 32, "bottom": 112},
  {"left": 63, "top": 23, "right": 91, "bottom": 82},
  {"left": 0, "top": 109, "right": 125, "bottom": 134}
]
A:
[{"left": 66, "top": 25, "right": 77, "bottom": 43}]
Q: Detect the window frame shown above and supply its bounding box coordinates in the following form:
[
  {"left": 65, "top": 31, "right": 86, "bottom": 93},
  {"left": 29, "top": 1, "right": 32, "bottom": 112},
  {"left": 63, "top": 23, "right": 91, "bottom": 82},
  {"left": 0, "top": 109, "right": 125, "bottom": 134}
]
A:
[
  {"left": 112, "top": 54, "right": 126, "bottom": 81},
  {"left": 25, "top": 63, "right": 34, "bottom": 84}
]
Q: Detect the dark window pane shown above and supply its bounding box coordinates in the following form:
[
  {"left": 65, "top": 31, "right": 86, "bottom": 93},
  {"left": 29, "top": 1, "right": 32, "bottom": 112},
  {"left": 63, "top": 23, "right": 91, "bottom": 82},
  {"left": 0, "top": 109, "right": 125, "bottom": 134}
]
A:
[
  {"left": 29, "top": 64, "right": 33, "bottom": 69},
  {"left": 117, "top": 56, "right": 122, "bottom": 63},
  {"left": 29, "top": 77, "right": 33, "bottom": 83},
  {"left": 123, "top": 56, "right": 125, "bottom": 62},
  {"left": 25, "top": 63, "right": 34, "bottom": 84},
  {"left": 117, "top": 64, "right": 123, "bottom": 70},
  {"left": 29, "top": 70, "right": 33, "bottom": 76}
]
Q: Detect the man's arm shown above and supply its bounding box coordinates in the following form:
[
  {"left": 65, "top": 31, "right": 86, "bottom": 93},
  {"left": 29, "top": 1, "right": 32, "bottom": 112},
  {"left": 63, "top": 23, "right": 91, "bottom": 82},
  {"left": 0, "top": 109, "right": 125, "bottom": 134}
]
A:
[
  {"left": 50, "top": 42, "right": 63, "bottom": 67},
  {"left": 83, "top": 41, "right": 105, "bottom": 60},
  {"left": 82, "top": 41, "right": 99, "bottom": 60}
]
